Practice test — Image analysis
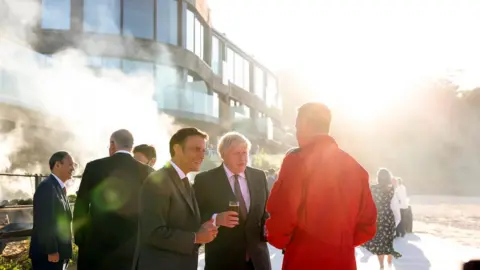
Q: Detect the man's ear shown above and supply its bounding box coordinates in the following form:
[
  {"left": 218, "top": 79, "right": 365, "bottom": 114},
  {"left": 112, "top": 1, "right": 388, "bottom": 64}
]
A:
[
  {"left": 173, "top": 144, "right": 182, "bottom": 156},
  {"left": 149, "top": 158, "right": 157, "bottom": 166}
]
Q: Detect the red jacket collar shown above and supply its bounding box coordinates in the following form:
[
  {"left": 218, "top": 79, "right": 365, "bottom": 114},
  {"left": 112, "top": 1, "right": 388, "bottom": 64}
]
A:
[{"left": 303, "top": 134, "right": 337, "bottom": 148}]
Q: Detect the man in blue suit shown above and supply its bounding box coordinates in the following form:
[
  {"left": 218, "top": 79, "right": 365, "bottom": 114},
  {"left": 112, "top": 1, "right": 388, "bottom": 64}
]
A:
[{"left": 29, "top": 151, "right": 77, "bottom": 270}]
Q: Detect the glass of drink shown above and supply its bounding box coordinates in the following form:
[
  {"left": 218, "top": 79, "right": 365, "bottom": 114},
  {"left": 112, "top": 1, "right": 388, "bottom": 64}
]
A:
[{"left": 229, "top": 201, "right": 240, "bottom": 214}]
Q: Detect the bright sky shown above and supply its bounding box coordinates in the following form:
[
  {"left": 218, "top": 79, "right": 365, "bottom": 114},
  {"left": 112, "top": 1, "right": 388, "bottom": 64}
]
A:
[{"left": 208, "top": 0, "right": 480, "bottom": 119}]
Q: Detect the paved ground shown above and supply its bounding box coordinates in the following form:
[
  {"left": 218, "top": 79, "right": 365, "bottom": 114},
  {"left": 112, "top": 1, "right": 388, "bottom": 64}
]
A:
[
  {"left": 3, "top": 207, "right": 479, "bottom": 270},
  {"left": 198, "top": 234, "right": 480, "bottom": 270}
]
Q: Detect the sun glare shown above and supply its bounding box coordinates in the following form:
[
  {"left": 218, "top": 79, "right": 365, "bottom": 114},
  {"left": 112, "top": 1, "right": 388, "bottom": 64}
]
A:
[
  {"left": 297, "top": 58, "right": 425, "bottom": 122},
  {"left": 259, "top": 1, "right": 480, "bottom": 121}
]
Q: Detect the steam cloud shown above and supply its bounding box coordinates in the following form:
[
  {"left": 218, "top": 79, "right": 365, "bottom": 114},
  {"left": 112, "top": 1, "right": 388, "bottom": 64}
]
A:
[{"left": 0, "top": 0, "right": 179, "bottom": 200}]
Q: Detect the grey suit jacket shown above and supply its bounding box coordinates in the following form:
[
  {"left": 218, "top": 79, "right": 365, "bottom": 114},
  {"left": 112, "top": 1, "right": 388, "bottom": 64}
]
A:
[{"left": 133, "top": 164, "right": 201, "bottom": 270}]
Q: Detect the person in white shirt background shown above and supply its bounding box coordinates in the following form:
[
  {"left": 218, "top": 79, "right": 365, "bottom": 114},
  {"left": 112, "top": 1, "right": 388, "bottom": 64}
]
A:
[{"left": 394, "top": 177, "right": 409, "bottom": 237}]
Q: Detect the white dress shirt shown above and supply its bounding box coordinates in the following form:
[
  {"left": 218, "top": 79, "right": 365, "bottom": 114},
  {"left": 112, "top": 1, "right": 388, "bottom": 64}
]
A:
[
  {"left": 52, "top": 173, "right": 66, "bottom": 189},
  {"left": 391, "top": 192, "right": 401, "bottom": 227},
  {"left": 170, "top": 161, "right": 186, "bottom": 179},
  {"left": 395, "top": 184, "right": 409, "bottom": 209},
  {"left": 115, "top": 150, "right": 132, "bottom": 156},
  {"left": 212, "top": 164, "right": 251, "bottom": 226}
]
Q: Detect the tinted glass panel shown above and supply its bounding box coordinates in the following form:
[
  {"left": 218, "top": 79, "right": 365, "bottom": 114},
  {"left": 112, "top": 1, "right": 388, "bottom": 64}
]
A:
[
  {"left": 186, "top": 10, "right": 195, "bottom": 52},
  {"left": 211, "top": 36, "right": 220, "bottom": 74},
  {"left": 194, "top": 17, "right": 203, "bottom": 59},
  {"left": 156, "top": 0, "right": 178, "bottom": 45},
  {"left": 155, "top": 65, "right": 182, "bottom": 110},
  {"left": 41, "top": 0, "right": 70, "bottom": 30},
  {"left": 123, "top": 60, "right": 154, "bottom": 76},
  {"left": 266, "top": 74, "right": 278, "bottom": 107},
  {"left": 84, "top": 0, "right": 121, "bottom": 34},
  {"left": 234, "top": 53, "right": 244, "bottom": 88},
  {"left": 123, "top": 0, "right": 154, "bottom": 39},
  {"left": 254, "top": 66, "right": 265, "bottom": 100},
  {"left": 243, "top": 59, "right": 250, "bottom": 91},
  {"left": 226, "top": 48, "right": 234, "bottom": 83}
]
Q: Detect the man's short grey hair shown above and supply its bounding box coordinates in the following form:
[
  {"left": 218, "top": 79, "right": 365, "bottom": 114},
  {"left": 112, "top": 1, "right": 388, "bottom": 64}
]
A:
[
  {"left": 111, "top": 129, "right": 134, "bottom": 149},
  {"left": 217, "top": 132, "right": 251, "bottom": 156}
]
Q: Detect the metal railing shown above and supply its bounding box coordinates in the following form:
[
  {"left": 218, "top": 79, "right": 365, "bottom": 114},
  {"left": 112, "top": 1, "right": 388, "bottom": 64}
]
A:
[
  {"left": 0, "top": 174, "right": 83, "bottom": 251},
  {"left": 0, "top": 173, "right": 82, "bottom": 187}
]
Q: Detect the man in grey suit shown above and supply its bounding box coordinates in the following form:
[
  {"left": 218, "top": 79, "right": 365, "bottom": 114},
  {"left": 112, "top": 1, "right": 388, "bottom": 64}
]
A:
[
  {"left": 134, "top": 127, "right": 218, "bottom": 270},
  {"left": 194, "top": 132, "right": 271, "bottom": 270}
]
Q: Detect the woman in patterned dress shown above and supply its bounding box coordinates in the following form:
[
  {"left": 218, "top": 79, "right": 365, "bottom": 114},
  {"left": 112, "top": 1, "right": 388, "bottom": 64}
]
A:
[{"left": 363, "top": 168, "right": 402, "bottom": 269}]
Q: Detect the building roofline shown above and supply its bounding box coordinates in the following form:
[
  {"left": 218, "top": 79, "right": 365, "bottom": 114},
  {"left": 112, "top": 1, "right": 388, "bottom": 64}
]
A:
[{"left": 212, "top": 28, "right": 276, "bottom": 78}]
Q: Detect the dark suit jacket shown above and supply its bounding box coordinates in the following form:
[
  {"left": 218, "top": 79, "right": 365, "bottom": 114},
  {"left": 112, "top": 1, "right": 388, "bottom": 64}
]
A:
[
  {"left": 29, "top": 175, "right": 73, "bottom": 261},
  {"left": 73, "top": 152, "right": 153, "bottom": 270},
  {"left": 134, "top": 164, "right": 201, "bottom": 270},
  {"left": 193, "top": 165, "right": 271, "bottom": 270}
]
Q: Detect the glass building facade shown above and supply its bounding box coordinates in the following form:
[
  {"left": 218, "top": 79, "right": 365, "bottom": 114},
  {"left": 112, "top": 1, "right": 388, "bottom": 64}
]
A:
[
  {"left": 10, "top": 0, "right": 281, "bottom": 138},
  {"left": 41, "top": 0, "right": 71, "bottom": 30}
]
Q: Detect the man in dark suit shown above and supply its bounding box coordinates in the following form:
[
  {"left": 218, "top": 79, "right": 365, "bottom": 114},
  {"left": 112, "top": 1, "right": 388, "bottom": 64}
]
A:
[
  {"left": 73, "top": 129, "right": 154, "bottom": 270},
  {"left": 134, "top": 127, "right": 217, "bottom": 270},
  {"left": 133, "top": 144, "right": 157, "bottom": 167},
  {"left": 29, "top": 151, "right": 76, "bottom": 270},
  {"left": 193, "top": 132, "right": 271, "bottom": 270}
]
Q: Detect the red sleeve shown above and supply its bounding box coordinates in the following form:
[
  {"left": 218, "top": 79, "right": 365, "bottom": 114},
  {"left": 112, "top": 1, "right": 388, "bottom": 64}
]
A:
[
  {"left": 265, "top": 154, "right": 302, "bottom": 249},
  {"left": 353, "top": 168, "right": 377, "bottom": 246}
]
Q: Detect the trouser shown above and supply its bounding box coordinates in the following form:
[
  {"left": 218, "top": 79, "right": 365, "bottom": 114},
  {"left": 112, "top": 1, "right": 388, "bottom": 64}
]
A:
[
  {"left": 396, "top": 208, "right": 409, "bottom": 237},
  {"left": 31, "top": 259, "right": 69, "bottom": 270},
  {"left": 405, "top": 206, "right": 413, "bottom": 233}
]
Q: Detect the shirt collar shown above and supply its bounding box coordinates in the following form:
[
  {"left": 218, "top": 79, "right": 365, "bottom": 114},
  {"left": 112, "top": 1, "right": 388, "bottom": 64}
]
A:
[
  {"left": 223, "top": 163, "right": 245, "bottom": 179},
  {"left": 170, "top": 161, "right": 186, "bottom": 179},
  {"left": 51, "top": 173, "right": 66, "bottom": 189},
  {"left": 115, "top": 150, "right": 132, "bottom": 155}
]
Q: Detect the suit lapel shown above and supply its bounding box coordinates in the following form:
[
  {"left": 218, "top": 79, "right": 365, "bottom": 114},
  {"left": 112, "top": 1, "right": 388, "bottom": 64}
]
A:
[
  {"left": 244, "top": 167, "right": 256, "bottom": 222},
  {"left": 49, "top": 175, "right": 72, "bottom": 219},
  {"left": 166, "top": 166, "right": 195, "bottom": 214}
]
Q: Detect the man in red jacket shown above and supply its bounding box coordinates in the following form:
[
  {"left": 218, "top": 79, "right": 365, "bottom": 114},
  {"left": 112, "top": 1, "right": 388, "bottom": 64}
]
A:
[{"left": 266, "top": 102, "right": 377, "bottom": 270}]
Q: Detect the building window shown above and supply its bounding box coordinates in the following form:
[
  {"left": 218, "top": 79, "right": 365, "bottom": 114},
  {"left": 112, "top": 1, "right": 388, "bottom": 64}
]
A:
[
  {"left": 226, "top": 48, "right": 234, "bottom": 83},
  {"left": 155, "top": 65, "right": 182, "bottom": 110},
  {"left": 194, "top": 17, "right": 204, "bottom": 59},
  {"left": 122, "top": 59, "right": 154, "bottom": 76},
  {"left": 186, "top": 9, "right": 195, "bottom": 52},
  {"left": 156, "top": 0, "right": 178, "bottom": 45},
  {"left": 41, "top": 0, "right": 71, "bottom": 30},
  {"left": 211, "top": 36, "right": 220, "bottom": 75},
  {"left": 185, "top": 9, "right": 205, "bottom": 60},
  {"left": 243, "top": 59, "right": 250, "bottom": 91},
  {"left": 123, "top": 0, "right": 154, "bottom": 39},
  {"left": 266, "top": 74, "right": 278, "bottom": 107},
  {"left": 84, "top": 0, "right": 121, "bottom": 34},
  {"left": 234, "top": 53, "right": 244, "bottom": 88},
  {"left": 87, "top": 57, "right": 121, "bottom": 69},
  {"left": 254, "top": 66, "right": 265, "bottom": 100}
]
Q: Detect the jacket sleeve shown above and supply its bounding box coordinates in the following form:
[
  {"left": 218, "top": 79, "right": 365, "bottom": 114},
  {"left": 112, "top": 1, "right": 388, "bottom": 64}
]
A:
[
  {"left": 140, "top": 172, "right": 196, "bottom": 255},
  {"left": 353, "top": 168, "right": 377, "bottom": 246},
  {"left": 35, "top": 184, "right": 58, "bottom": 254},
  {"left": 260, "top": 171, "right": 270, "bottom": 242},
  {"left": 265, "top": 153, "right": 302, "bottom": 249},
  {"left": 73, "top": 162, "right": 94, "bottom": 247}
]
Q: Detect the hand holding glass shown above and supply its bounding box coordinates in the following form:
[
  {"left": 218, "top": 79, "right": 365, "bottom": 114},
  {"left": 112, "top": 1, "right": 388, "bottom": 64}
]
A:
[{"left": 229, "top": 201, "right": 240, "bottom": 213}]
